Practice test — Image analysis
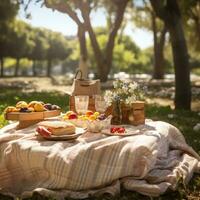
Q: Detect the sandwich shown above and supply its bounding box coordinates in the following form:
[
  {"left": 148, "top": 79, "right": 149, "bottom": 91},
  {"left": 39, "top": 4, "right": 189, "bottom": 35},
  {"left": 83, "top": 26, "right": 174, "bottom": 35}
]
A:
[{"left": 38, "top": 121, "right": 75, "bottom": 136}]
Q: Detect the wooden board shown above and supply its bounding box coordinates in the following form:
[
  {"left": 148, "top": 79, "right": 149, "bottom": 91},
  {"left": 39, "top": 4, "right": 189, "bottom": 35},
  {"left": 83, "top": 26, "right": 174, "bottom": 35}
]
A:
[
  {"left": 5, "top": 110, "right": 61, "bottom": 121},
  {"left": 5, "top": 110, "right": 61, "bottom": 129}
]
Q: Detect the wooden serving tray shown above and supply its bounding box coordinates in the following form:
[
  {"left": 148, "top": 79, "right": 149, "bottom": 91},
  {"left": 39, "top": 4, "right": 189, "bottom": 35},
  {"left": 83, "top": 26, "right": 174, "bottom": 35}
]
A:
[{"left": 5, "top": 110, "right": 61, "bottom": 129}]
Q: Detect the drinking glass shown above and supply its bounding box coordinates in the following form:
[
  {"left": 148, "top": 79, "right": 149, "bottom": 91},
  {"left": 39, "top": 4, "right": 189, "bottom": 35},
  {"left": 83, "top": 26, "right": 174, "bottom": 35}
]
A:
[
  {"left": 75, "top": 95, "right": 89, "bottom": 114},
  {"left": 95, "top": 95, "right": 108, "bottom": 113}
]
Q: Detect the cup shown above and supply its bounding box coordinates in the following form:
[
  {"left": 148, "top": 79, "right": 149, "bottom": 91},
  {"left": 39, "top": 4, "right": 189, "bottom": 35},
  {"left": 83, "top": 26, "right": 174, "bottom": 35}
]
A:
[
  {"left": 95, "top": 95, "right": 107, "bottom": 113},
  {"left": 75, "top": 95, "right": 89, "bottom": 115}
]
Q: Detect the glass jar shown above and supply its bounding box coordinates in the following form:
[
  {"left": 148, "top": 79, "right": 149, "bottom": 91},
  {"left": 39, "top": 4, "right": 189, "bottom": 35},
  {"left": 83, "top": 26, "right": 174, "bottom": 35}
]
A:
[
  {"left": 111, "top": 99, "right": 122, "bottom": 125},
  {"left": 121, "top": 103, "right": 132, "bottom": 124}
]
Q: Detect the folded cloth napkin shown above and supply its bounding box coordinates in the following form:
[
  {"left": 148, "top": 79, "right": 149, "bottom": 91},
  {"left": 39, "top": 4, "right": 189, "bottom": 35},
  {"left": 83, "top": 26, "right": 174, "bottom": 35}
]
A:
[{"left": 0, "top": 121, "right": 199, "bottom": 199}]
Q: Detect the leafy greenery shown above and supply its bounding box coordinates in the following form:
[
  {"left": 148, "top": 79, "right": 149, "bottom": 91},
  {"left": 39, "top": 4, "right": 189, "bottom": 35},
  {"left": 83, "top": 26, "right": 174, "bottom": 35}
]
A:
[
  {"left": 85, "top": 27, "right": 152, "bottom": 74},
  {"left": 0, "top": 18, "right": 73, "bottom": 76},
  {"left": 0, "top": 90, "right": 200, "bottom": 199},
  {"left": 0, "top": 0, "right": 19, "bottom": 69},
  {"left": 0, "top": 0, "right": 18, "bottom": 22},
  {"left": 1, "top": 1, "right": 200, "bottom": 77}
]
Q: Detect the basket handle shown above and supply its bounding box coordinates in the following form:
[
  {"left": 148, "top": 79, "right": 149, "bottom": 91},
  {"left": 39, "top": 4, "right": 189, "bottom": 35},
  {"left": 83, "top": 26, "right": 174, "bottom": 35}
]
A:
[{"left": 74, "top": 69, "right": 83, "bottom": 80}]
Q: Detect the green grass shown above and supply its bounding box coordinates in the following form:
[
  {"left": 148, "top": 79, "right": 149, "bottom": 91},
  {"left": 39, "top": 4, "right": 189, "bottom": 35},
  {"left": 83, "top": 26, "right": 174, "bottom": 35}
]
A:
[
  {"left": 0, "top": 89, "right": 200, "bottom": 200},
  {"left": 145, "top": 104, "right": 200, "bottom": 154}
]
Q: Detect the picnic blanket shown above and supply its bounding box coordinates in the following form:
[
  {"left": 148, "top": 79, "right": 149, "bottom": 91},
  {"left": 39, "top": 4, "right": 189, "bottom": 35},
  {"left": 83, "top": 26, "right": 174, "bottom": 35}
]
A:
[{"left": 0, "top": 120, "right": 200, "bottom": 199}]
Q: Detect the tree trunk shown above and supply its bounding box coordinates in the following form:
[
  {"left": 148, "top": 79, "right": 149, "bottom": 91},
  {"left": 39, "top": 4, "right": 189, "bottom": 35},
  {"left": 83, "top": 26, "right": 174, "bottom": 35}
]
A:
[
  {"left": 78, "top": 25, "right": 88, "bottom": 79},
  {"left": 0, "top": 57, "right": 4, "bottom": 77},
  {"left": 152, "top": 13, "right": 167, "bottom": 79},
  {"left": 83, "top": 17, "right": 105, "bottom": 81},
  {"left": 152, "top": 12, "right": 158, "bottom": 78},
  {"left": 150, "top": 0, "right": 191, "bottom": 110},
  {"left": 32, "top": 59, "right": 37, "bottom": 76},
  {"left": 167, "top": 19, "right": 191, "bottom": 109},
  {"left": 44, "top": 0, "right": 129, "bottom": 82},
  {"left": 47, "top": 59, "right": 52, "bottom": 77},
  {"left": 104, "top": 0, "right": 129, "bottom": 78},
  {"left": 194, "top": 17, "right": 200, "bottom": 45},
  {"left": 156, "top": 26, "right": 167, "bottom": 78},
  {"left": 118, "top": 18, "right": 127, "bottom": 44},
  {"left": 15, "top": 58, "right": 20, "bottom": 76},
  {"left": 80, "top": 0, "right": 129, "bottom": 82}
]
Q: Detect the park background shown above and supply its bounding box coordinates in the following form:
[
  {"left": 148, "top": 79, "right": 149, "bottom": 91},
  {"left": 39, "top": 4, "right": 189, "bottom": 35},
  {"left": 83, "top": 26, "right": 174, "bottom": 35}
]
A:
[{"left": 0, "top": 0, "right": 200, "bottom": 199}]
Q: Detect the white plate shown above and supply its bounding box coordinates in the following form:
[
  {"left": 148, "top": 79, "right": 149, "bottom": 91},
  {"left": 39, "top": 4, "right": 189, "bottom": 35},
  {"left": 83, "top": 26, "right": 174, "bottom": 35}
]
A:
[
  {"left": 37, "top": 127, "right": 87, "bottom": 141},
  {"left": 101, "top": 125, "right": 141, "bottom": 136}
]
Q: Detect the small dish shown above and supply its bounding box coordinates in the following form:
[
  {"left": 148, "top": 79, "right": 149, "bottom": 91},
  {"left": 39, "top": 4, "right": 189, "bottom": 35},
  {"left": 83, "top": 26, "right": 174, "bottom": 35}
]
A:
[
  {"left": 101, "top": 125, "right": 141, "bottom": 136},
  {"left": 36, "top": 127, "right": 86, "bottom": 140}
]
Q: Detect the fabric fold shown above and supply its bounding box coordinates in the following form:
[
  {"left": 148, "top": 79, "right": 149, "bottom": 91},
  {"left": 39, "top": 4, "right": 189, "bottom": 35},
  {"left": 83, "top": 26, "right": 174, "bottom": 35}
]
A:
[{"left": 0, "top": 120, "right": 199, "bottom": 199}]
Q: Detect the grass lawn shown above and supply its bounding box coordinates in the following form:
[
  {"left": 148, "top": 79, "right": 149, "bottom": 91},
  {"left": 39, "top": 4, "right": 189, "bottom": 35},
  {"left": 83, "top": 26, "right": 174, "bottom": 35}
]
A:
[{"left": 0, "top": 89, "right": 200, "bottom": 200}]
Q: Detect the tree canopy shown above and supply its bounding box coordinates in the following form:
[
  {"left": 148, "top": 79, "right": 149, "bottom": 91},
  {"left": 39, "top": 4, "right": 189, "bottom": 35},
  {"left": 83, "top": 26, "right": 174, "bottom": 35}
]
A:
[{"left": 1, "top": 0, "right": 200, "bottom": 110}]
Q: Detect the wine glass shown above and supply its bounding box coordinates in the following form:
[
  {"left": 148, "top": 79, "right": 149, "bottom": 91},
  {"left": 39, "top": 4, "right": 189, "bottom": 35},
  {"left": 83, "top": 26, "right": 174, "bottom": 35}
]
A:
[
  {"left": 94, "top": 95, "right": 108, "bottom": 114},
  {"left": 75, "top": 95, "right": 89, "bottom": 115}
]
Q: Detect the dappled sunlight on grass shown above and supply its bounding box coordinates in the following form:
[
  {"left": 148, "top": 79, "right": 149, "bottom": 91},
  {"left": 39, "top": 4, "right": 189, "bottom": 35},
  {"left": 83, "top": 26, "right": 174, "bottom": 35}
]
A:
[
  {"left": 0, "top": 89, "right": 69, "bottom": 112},
  {"left": 146, "top": 104, "right": 200, "bottom": 154}
]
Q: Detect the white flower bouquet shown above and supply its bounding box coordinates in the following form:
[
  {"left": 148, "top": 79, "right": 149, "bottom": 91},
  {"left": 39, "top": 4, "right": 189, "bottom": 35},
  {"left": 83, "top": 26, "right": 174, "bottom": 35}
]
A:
[
  {"left": 104, "top": 79, "right": 144, "bottom": 106},
  {"left": 104, "top": 79, "right": 145, "bottom": 125}
]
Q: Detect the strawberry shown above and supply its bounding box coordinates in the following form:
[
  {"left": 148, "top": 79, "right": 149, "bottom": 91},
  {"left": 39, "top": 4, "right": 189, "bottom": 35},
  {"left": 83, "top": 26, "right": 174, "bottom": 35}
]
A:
[
  {"left": 117, "top": 127, "right": 125, "bottom": 133},
  {"left": 110, "top": 127, "right": 119, "bottom": 133},
  {"left": 110, "top": 126, "right": 126, "bottom": 134},
  {"left": 110, "top": 127, "right": 116, "bottom": 133},
  {"left": 68, "top": 113, "right": 78, "bottom": 119}
]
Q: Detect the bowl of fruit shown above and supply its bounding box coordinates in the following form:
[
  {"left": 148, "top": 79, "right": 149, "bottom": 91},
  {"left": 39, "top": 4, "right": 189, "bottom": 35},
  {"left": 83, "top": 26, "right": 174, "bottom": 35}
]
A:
[
  {"left": 62, "top": 111, "right": 86, "bottom": 128},
  {"left": 85, "top": 112, "right": 111, "bottom": 133},
  {"left": 4, "top": 101, "right": 61, "bottom": 119},
  {"left": 4, "top": 101, "right": 61, "bottom": 129},
  {"left": 63, "top": 110, "right": 112, "bottom": 133}
]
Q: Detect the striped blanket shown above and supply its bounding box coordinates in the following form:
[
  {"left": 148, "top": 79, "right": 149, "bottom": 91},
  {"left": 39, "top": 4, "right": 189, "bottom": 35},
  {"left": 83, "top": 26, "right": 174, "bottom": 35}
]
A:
[{"left": 0, "top": 120, "right": 199, "bottom": 199}]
